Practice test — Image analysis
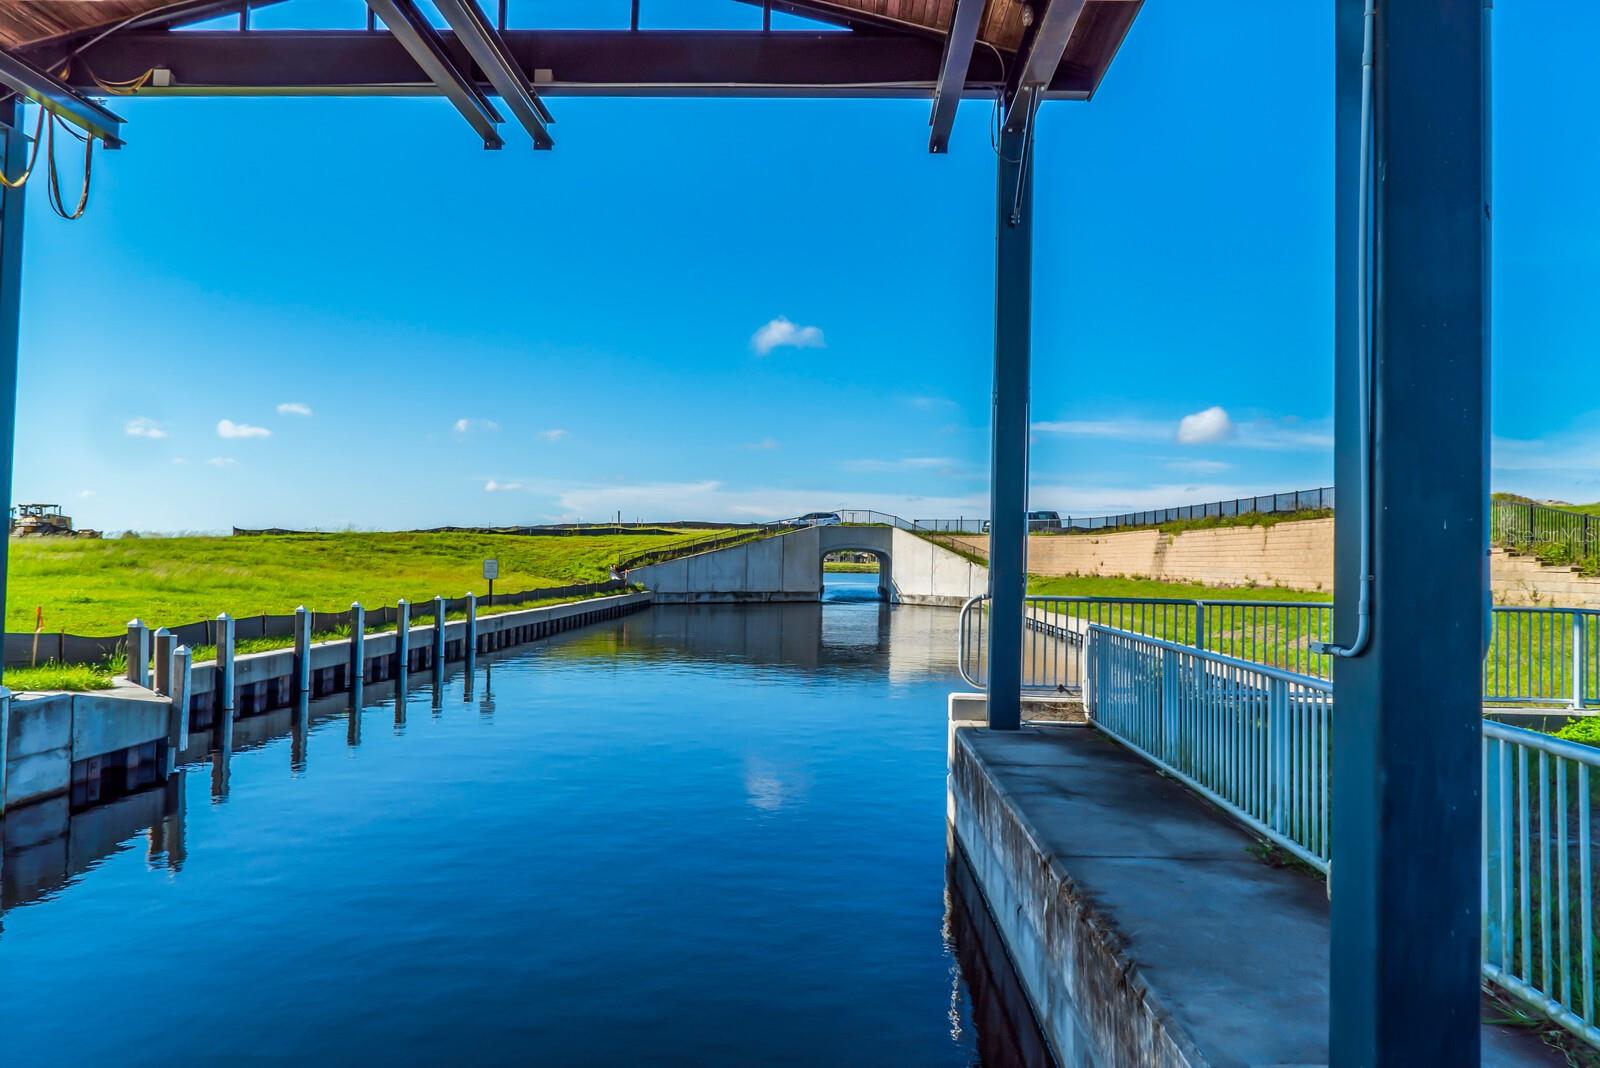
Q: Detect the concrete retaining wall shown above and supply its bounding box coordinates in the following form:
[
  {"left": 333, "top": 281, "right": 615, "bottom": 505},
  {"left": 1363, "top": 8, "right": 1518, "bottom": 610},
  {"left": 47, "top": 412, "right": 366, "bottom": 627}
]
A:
[{"left": 1, "top": 592, "right": 651, "bottom": 813}]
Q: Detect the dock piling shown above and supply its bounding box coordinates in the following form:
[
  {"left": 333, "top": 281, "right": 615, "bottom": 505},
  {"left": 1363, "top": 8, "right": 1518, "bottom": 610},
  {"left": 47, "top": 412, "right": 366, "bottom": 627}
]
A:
[
  {"left": 169, "top": 645, "right": 192, "bottom": 764},
  {"left": 293, "top": 606, "right": 311, "bottom": 698},
  {"left": 0, "top": 686, "right": 10, "bottom": 816},
  {"left": 216, "top": 612, "right": 236, "bottom": 719},
  {"left": 127, "top": 619, "right": 151, "bottom": 687},
  {"left": 152, "top": 627, "right": 174, "bottom": 696},
  {"left": 433, "top": 595, "right": 447, "bottom": 670}
]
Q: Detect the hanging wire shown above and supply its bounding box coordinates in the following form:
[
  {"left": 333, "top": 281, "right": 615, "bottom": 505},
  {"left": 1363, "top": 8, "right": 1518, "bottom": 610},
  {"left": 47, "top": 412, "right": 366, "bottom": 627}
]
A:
[
  {"left": 44, "top": 113, "right": 94, "bottom": 220},
  {"left": 0, "top": 104, "right": 47, "bottom": 189}
]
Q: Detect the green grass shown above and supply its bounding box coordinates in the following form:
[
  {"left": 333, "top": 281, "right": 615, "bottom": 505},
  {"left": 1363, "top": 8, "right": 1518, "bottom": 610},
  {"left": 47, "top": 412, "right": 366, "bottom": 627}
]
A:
[
  {"left": 6, "top": 531, "right": 712, "bottom": 634},
  {"left": 5, "top": 660, "right": 116, "bottom": 692},
  {"left": 1026, "top": 573, "right": 1331, "bottom": 603},
  {"left": 823, "top": 561, "right": 879, "bottom": 573}
]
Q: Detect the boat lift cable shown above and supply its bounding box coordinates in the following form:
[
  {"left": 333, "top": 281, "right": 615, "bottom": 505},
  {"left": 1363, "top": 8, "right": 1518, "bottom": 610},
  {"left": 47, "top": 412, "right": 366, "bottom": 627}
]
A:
[
  {"left": 1312, "top": 0, "right": 1377, "bottom": 659},
  {"left": 0, "top": 102, "right": 46, "bottom": 188}
]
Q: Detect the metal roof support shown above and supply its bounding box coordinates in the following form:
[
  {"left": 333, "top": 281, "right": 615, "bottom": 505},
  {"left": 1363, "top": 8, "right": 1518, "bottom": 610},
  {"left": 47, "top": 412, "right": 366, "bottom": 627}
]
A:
[
  {"left": 927, "top": 0, "right": 982, "bottom": 153},
  {"left": 432, "top": 0, "right": 553, "bottom": 149},
  {"left": 0, "top": 98, "right": 25, "bottom": 693},
  {"left": 0, "top": 50, "right": 124, "bottom": 148},
  {"left": 363, "top": 0, "right": 504, "bottom": 148},
  {"left": 1002, "top": 0, "right": 1087, "bottom": 132},
  {"left": 984, "top": 116, "right": 1033, "bottom": 732},
  {"left": 1328, "top": 0, "right": 1489, "bottom": 1062}
]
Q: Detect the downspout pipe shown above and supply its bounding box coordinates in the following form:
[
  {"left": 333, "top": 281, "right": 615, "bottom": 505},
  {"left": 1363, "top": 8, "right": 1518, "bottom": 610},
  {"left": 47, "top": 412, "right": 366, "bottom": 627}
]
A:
[{"left": 1313, "top": 0, "right": 1377, "bottom": 660}]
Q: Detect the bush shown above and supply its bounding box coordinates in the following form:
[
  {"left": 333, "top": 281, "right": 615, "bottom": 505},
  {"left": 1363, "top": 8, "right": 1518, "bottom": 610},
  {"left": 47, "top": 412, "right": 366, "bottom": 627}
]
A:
[{"left": 1554, "top": 716, "right": 1600, "bottom": 748}]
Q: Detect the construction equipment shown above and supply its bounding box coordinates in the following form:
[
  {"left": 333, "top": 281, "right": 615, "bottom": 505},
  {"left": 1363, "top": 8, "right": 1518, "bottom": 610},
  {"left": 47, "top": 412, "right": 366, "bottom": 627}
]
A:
[{"left": 9, "top": 503, "right": 99, "bottom": 538}]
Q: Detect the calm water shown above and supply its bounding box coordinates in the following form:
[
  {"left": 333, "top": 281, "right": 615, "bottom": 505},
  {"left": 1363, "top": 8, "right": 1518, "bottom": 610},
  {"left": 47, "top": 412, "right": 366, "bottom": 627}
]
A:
[{"left": 0, "top": 574, "right": 1011, "bottom": 1066}]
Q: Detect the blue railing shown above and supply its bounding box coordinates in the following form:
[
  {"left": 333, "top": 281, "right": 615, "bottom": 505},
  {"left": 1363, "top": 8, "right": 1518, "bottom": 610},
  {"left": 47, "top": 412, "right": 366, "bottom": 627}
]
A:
[{"left": 958, "top": 595, "right": 1600, "bottom": 709}]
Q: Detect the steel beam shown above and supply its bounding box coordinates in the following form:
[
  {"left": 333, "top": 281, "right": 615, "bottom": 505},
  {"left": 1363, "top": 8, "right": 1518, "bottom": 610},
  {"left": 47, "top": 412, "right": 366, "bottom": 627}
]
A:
[
  {"left": 0, "top": 99, "right": 24, "bottom": 689},
  {"left": 985, "top": 117, "right": 1033, "bottom": 732},
  {"left": 1328, "top": 0, "right": 1489, "bottom": 1062},
  {"left": 0, "top": 50, "right": 123, "bottom": 147},
  {"left": 927, "top": 0, "right": 982, "bottom": 153},
  {"left": 432, "top": 0, "right": 553, "bottom": 149},
  {"left": 1003, "top": 0, "right": 1088, "bottom": 132},
  {"left": 363, "top": 0, "right": 503, "bottom": 148},
  {"left": 66, "top": 30, "right": 1071, "bottom": 100}
]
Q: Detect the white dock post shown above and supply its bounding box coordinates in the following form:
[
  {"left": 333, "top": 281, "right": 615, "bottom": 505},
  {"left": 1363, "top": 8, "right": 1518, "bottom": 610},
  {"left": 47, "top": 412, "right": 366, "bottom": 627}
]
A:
[
  {"left": 433, "top": 595, "right": 447, "bottom": 670},
  {"left": 350, "top": 601, "right": 366, "bottom": 689},
  {"left": 396, "top": 598, "right": 411, "bottom": 674},
  {"left": 216, "top": 612, "right": 236, "bottom": 720},
  {"left": 465, "top": 592, "right": 477, "bottom": 660},
  {"left": 293, "top": 605, "right": 312, "bottom": 699},
  {"left": 127, "top": 618, "right": 151, "bottom": 687},
  {"left": 168, "top": 645, "right": 192, "bottom": 768}
]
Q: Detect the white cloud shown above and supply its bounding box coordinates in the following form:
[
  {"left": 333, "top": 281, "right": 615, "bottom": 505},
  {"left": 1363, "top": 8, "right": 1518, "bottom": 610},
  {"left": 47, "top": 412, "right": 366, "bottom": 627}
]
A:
[
  {"left": 78, "top": 489, "right": 94, "bottom": 499},
  {"left": 750, "top": 316, "right": 825, "bottom": 356},
  {"left": 537, "top": 428, "right": 567, "bottom": 442},
  {"left": 1032, "top": 418, "right": 1171, "bottom": 442},
  {"left": 125, "top": 417, "right": 168, "bottom": 440},
  {"left": 171, "top": 457, "right": 188, "bottom": 466},
  {"left": 1176, "top": 406, "right": 1235, "bottom": 445},
  {"left": 277, "top": 401, "right": 313, "bottom": 416},
  {"left": 216, "top": 419, "right": 271, "bottom": 440},
  {"left": 842, "top": 456, "right": 960, "bottom": 473},
  {"left": 743, "top": 437, "right": 780, "bottom": 451},
  {"left": 1165, "top": 458, "right": 1233, "bottom": 475},
  {"left": 206, "top": 457, "right": 237, "bottom": 467},
  {"left": 484, "top": 479, "right": 523, "bottom": 493},
  {"left": 454, "top": 418, "right": 500, "bottom": 434},
  {"left": 906, "top": 395, "right": 958, "bottom": 412}
]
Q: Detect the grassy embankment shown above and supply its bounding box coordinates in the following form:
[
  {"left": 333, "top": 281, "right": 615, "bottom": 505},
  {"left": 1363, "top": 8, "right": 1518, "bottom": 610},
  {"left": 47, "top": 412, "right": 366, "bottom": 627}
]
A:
[
  {"left": 823, "top": 562, "right": 879, "bottom": 573},
  {"left": 4, "top": 530, "right": 726, "bottom": 690}
]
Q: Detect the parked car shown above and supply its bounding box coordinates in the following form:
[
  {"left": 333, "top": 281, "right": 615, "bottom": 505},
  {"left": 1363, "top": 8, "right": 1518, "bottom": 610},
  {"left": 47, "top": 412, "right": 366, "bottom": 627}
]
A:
[
  {"left": 793, "top": 511, "right": 842, "bottom": 527},
  {"left": 1027, "top": 510, "right": 1063, "bottom": 532}
]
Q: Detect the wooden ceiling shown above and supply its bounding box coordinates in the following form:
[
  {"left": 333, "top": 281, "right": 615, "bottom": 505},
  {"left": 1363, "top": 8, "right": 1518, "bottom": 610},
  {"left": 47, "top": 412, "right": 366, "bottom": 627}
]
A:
[{"left": 3, "top": 0, "right": 1127, "bottom": 68}]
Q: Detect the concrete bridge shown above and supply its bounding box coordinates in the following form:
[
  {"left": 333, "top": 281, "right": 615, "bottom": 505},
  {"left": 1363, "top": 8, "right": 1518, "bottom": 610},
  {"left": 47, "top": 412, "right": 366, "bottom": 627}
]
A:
[{"left": 623, "top": 525, "right": 985, "bottom": 607}]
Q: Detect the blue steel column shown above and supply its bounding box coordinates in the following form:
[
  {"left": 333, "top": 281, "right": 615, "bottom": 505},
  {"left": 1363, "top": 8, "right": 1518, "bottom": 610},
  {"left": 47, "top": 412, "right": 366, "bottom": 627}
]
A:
[
  {"left": 1329, "top": 1, "right": 1488, "bottom": 1062},
  {"left": 0, "top": 100, "right": 23, "bottom": 689},
  {"left": 986, "top": 118, "right": 1033, "bottom": 731}
]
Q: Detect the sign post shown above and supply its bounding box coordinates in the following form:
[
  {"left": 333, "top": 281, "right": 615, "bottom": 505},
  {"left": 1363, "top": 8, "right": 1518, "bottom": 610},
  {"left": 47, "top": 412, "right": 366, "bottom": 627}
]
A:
[{"left": 483, "top": 558, "right": 499, "bottom": 606}]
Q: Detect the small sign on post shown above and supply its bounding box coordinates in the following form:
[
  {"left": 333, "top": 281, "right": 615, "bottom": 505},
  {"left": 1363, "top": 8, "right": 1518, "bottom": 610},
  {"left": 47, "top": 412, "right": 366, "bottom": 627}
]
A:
[{"left": 483, "top": 558, "right": 499, "bottom": 605}]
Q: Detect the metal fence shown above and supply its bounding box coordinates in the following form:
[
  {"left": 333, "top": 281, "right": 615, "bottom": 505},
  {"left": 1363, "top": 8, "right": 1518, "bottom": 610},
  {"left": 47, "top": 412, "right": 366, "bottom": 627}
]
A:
[
  {"left": 959, "top": 595, "right": 1600, "bottom": 709},
  {"left": 1078, "top": 625, "right": 1600, "bottom": 1047},
  {"left": 892, "top": 487, "right": 1336, "bottom": 536},
  {"left": 1483, "top": 723, "right": 1600, "bottom": 1046},
  {"left": 1089, "top": 626, "right": 1334, "bottom": 869},
  {"left": 1493, "top": 500, "right": 1600, "bottom": 560},
  {"left": 2, "top": 578, "right": 625, "bottom": 668}
]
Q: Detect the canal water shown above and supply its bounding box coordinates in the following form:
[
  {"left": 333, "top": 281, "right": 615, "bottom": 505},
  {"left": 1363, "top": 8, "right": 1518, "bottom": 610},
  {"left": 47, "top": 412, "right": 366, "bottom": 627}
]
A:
[{"left": 0, "top": 574, "right": 1032, "bottom": 1066}]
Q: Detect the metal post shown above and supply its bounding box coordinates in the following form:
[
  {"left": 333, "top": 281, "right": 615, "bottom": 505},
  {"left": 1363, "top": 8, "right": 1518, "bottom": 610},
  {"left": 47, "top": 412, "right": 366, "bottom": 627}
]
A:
[
  {"left": 985, "top": 115, "right": 1034, "bottom": 732},
  {"left": 127, "top": 618, "right": 151, "bottom": 687},
  {"left": 152, "top": 627, "right": 174, "bottom": 695},
  {"left": 465, "top": 592, "right": 477, "bottom": 662},
  {"left": 216, "top": 612, "right": 235, "bottom": 719},
  {"left": 433, "top": 595, "right": 447, "bottom": 670},
  {"left": 1574, "top": 610, "right": 1588, "bottom": 711},
  {"left": 1329, "top": 0, "right": 1488, "bottom": 1061},
  {"left": 350, "top": 601, "right": 366, "bottom": 689},
  {"left": 0, "top": 100, "right": 24, "bottom": 694},
  {"left": 293, "top": 605, "right": 311, "bottom": 699}
]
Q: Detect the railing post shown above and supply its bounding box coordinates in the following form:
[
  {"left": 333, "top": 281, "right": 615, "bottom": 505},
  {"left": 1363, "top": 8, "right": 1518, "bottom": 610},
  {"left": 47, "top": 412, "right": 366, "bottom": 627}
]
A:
[
  {"left": 152, "top": 627, "right": 174, "bottom": 695},
  {"left": 0, "top": 686, "right": 10, "bottom": 817},
  {"left": 1160, "top": 646, "right": 1177, "bottom": 760},
  {"left": 1267, "top": 677, "right": 1289, "bottom": 835},
  {"left": 127, "top": 618, "right": 151, "bottom": 687},
  {"left": 216, "top": 613, "right": 235, "bottom": 720},
  {"left": 1575, "top": 610, "right": 1589, "bottom": 711},
  {"left": 1194, "top": 601, "right": 1208, "bottom": 651},
  {"left": 433, "top": 595, "right": 447, "bottom": 669},
  {"left": 293, "top": 605, "right": 311, "bottom": 699},
  {"left": 350, "top": 602, "right": 366, "bottom": 689}
]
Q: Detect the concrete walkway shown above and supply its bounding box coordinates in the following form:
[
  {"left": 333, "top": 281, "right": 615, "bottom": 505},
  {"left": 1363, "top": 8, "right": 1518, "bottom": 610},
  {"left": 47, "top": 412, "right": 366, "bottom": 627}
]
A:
[{"left": 952, "top": 723, "right": 1566, "bottom": 1067}]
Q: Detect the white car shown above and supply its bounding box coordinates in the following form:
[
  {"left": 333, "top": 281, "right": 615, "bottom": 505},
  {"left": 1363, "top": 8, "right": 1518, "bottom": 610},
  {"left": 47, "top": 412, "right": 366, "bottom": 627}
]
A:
[{"left": 795, "top": 511, "right": 843, "bottom": 527}]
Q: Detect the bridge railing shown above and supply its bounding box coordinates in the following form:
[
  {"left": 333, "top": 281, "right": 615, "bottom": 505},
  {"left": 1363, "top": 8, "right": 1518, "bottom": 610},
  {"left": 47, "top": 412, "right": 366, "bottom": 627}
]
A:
[
  {"left": 958, "top": 595, "right": 1600, "bottom": 708},
  {"left": 1075, "top": 623, "right": 1600, "bottom": 1049}
]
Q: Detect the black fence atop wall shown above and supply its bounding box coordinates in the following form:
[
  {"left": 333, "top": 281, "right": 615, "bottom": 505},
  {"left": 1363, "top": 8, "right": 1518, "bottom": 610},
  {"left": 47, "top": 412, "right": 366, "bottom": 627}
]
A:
[
  {"left": 1492, "top": 500, "right": 1599, "bottom": 563},
  {"left": 3, "top": 578, "right": 626, "bottom": 669},
  {"left": 232, "top": 523, "right": 755, "bottom": 537}
]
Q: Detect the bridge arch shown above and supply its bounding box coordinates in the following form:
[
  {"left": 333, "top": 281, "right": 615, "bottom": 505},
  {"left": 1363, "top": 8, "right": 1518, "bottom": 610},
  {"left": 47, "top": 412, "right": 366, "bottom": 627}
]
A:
[{"left": 816, "top": 525, "right": 895, "bottom": 602}]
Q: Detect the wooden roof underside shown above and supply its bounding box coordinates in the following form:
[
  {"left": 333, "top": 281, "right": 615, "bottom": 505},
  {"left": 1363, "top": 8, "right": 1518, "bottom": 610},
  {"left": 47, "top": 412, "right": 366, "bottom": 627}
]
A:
[{"left": 2, "top": 0, "right": 1127, "bottom": 61}]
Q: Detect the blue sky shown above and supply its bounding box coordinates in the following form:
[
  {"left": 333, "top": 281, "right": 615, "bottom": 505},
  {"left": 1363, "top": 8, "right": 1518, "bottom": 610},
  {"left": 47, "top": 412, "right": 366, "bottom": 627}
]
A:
[{"left": 13, "top": 0, "right": 1598, "bottom": 531}]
